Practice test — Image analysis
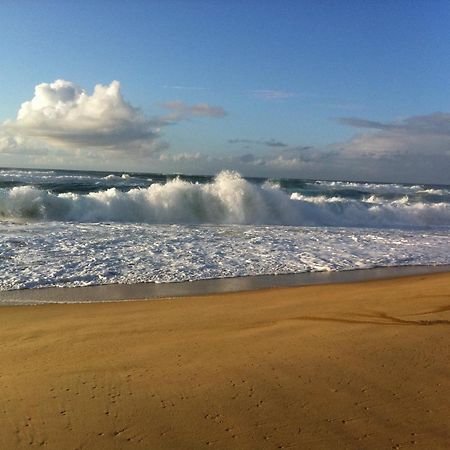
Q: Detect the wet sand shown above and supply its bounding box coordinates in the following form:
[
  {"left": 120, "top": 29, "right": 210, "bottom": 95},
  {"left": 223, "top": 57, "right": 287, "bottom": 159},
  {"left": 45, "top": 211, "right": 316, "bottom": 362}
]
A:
[
  {"left": 0, "top": 272, "right": 449, "bottom": 449},
  {"left": 1, "top": 264, "right": 449, "bottom": 305}
]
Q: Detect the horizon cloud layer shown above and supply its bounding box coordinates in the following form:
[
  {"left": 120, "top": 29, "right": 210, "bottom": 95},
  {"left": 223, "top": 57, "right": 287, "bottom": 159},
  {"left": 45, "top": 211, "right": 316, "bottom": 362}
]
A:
[{"left": 0, "top": 80, "right": 449, "bottom": 184}]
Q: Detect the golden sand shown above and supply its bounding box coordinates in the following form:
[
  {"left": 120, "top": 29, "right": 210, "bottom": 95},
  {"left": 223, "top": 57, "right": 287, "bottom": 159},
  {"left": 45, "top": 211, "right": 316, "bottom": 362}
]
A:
[{"left": 0, "top": 273, "right": 449, "bottom": 449}]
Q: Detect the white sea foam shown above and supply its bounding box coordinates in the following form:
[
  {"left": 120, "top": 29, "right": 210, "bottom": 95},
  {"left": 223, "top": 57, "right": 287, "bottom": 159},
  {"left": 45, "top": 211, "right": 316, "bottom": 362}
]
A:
[
  {"left": 1, "top": 222, "right": 449, "bottom": 291},
  {"left": 104, "top": 173, "right": 131, "bottom": 180},
  {"left": 0, "top": 168, "right": 92, "bottom": 182},
  {"left": 1, "top": 171, "right": 449, "bottom": 228},
  {"left": 313, "top": 180, "right": 450, "bottom": 196}
]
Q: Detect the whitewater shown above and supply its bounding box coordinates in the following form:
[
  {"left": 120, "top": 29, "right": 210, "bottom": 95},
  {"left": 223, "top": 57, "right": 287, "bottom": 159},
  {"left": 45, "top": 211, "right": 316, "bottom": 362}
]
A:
[{"left": 1, "top": 168, "right": 449, "bottom": 291}]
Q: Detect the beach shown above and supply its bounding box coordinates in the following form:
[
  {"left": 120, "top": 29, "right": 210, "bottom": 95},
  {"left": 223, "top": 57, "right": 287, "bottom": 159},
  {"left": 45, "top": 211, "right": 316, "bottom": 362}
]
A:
[
  {"left": 1, "top": 272, "right": 449, "bottom": 449},
  {"left": 2, "top": 4, "right": 450, "bottom": 449}
]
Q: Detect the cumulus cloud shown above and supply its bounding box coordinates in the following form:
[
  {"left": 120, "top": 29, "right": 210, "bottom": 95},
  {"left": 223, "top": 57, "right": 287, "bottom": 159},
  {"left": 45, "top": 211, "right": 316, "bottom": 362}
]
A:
[
  {"left": 0, "top": 133, "right": 25, "bottom": 153},
  {"left": 0, "top": 79, "right": 228, "bottom": 170},
  {"left": 3, "top": 80, "right": 159, "bottom": 152},
  {"left": 159, "top": 100, "right": 226, "bottom": 122}
]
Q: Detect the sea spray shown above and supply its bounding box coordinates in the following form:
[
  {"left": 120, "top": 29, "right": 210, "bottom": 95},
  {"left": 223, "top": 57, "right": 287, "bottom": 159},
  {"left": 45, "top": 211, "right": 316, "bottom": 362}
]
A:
[{"left": 1, "top": 171, "right": 449, "bottom": 228}]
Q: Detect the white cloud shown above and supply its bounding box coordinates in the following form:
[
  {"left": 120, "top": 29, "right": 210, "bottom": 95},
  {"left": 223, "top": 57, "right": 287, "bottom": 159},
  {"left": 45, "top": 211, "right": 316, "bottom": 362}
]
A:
[
  {"left": 0, "top": 80, "right": 228, "bottom": 170},
  {"left": 3, "top": 80, "right": 159, "bottom": 152},
  {"left": 0, "top": 133, "right": 24, "bottom": 153}
]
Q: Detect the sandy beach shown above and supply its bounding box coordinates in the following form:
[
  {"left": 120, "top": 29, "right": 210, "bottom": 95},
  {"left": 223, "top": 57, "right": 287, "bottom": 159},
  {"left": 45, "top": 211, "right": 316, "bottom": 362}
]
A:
[{"left": 0, "top": 272, "right": 449, "bottom": 449}]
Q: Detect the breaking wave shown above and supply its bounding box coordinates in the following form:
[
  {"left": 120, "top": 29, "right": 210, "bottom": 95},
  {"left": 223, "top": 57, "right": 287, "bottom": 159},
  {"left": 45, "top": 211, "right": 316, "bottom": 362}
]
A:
[{"left": 1, "top": 171, "right": 449, "bottom": 228}]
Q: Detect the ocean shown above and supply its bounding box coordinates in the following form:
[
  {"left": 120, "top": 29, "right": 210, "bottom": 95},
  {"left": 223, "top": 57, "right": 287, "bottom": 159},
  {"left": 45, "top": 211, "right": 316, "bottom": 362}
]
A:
[{"left": 1, "top": 167, "right": 449, "bottom": 292}]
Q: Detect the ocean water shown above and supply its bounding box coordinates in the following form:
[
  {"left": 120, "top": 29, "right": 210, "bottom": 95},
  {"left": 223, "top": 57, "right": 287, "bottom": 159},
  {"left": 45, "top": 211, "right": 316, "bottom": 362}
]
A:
[{"left": 0, "top": 167, "right": 449, "bottom": 291}]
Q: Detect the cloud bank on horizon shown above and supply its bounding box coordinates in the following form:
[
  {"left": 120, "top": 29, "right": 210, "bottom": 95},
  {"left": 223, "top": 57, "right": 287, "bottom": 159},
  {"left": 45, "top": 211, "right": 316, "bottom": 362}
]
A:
[{"left": 1, "top": 79, "right": 449, "bottom": 184}]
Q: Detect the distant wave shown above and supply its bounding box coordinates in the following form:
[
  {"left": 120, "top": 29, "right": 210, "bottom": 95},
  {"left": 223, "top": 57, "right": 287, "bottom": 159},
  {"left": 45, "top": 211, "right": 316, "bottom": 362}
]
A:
[
  {"left": 103, "top": 173, "right": 131, "bottom": 180},
  {"left": 0, "top": 171, "right": 449, "bottom": 228},
  {"left": 314, "top": 180, "right": 450, "bottom": 196}
]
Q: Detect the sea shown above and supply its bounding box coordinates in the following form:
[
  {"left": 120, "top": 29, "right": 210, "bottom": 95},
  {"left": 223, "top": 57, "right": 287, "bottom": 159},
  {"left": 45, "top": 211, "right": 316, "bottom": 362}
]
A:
[{"left": 0, "top": 167, "right": 449, "bottom": 292}]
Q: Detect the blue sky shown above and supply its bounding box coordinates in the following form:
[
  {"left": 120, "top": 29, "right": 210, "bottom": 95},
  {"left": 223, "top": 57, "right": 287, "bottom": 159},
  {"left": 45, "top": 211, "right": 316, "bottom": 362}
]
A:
[{"left": 0, "top": 0, "right": 449, "bottom": 183}]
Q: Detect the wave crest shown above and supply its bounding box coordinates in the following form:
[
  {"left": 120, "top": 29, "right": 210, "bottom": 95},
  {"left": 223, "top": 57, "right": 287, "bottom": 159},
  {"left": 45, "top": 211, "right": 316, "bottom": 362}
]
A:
[{"left": 0, "top": 171, "right": 449, "bottom": 228}]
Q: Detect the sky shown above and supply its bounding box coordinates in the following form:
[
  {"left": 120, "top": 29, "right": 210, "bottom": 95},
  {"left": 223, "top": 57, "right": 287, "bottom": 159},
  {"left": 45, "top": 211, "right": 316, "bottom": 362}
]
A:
[{"left": 0, "top": 0, "right": 449, "bottom": 183}]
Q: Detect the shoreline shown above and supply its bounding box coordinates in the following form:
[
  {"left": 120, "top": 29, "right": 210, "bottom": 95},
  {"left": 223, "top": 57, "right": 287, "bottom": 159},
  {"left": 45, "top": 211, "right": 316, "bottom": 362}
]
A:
[
  {"left": 0, "top": 272, "right": 449, "bottom": 449},
  {"left": 1, "top": 264, "right": 450, "bottom": 305}
]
